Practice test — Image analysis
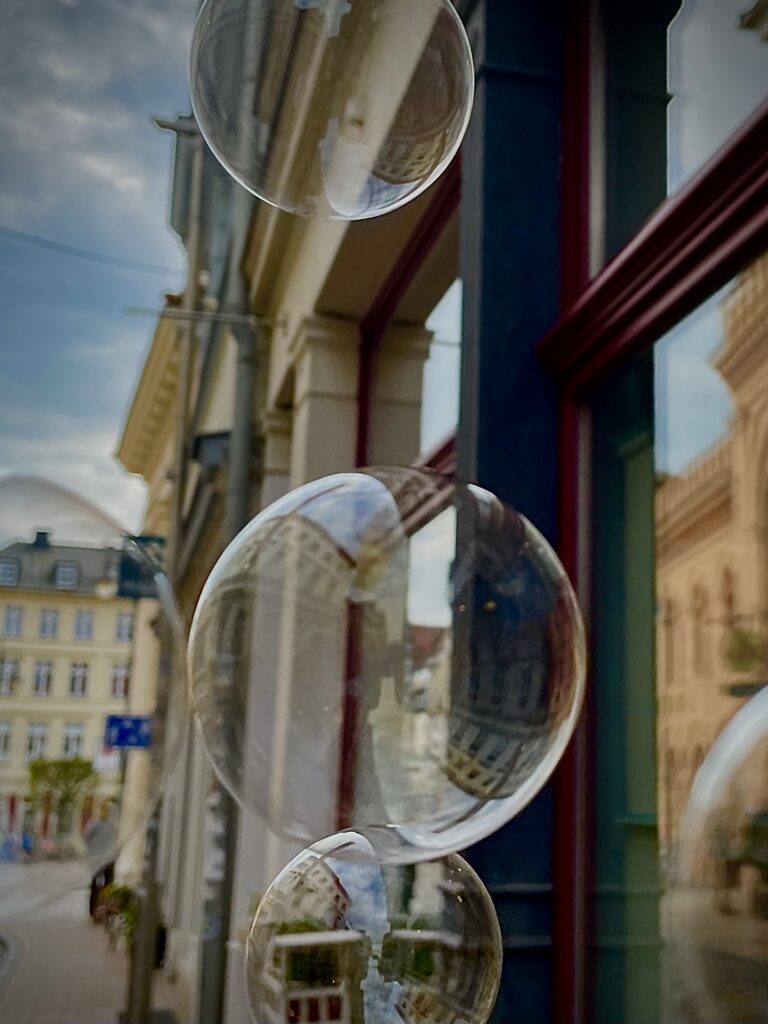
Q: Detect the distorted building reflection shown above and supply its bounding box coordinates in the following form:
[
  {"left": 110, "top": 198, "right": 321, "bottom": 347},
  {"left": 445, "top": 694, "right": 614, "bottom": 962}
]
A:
[
  {"left": 656, "top": 252, "right": 768, "bottom": 858},
  {"left": 247, "top": 849, "right": 498, "bottom": 1024}
]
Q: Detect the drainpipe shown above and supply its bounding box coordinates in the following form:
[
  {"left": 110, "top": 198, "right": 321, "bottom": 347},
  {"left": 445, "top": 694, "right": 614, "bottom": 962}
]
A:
[
  {"left": 124, "top": 119, "right": 204, "bottom": 1024},
  {"left": 198, "top": 179, "right": 258, "bottom": 1024}
]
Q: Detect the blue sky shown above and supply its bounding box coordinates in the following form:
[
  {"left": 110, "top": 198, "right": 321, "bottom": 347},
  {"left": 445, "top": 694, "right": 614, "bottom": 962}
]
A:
[{"left": 0, "top": 0, "right": 196, "bottom": 531}]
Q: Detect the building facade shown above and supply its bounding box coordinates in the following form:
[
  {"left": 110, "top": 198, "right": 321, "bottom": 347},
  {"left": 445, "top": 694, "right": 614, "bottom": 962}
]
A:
[
  {"left": 0, "top": 529, "right": 134, "bottom": 840},
  {"left": 116, "top": 1, "right": 768, "bottom": 1023}
]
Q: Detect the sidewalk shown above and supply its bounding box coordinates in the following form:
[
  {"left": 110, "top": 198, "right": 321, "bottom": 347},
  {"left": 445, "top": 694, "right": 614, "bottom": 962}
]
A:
[{"left": 0, "top": 879, "right": 128, "bottom": 1024}]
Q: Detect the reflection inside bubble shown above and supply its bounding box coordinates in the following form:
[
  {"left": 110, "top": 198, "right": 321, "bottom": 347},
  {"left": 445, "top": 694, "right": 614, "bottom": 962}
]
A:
[
  {"left": 246, "top": 832, "right": 502, "bottom": 1024},
  {"left": 190, "top": 467, "right": 585, "bottom": 860},
  {"left": 190, "top": 0, "right": 475, "bottom": 219}
]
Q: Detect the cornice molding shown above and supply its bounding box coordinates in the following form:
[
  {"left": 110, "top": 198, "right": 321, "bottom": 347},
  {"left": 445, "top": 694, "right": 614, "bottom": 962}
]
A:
[{"left": 116, "top": 300, "right": 181, "bottom": 479}]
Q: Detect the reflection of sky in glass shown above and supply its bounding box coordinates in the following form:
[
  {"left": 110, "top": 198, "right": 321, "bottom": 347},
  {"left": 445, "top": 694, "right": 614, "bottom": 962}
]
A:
[
  {"left": 326, "top": 857, "right": 389, "bottom": 945},
  {"left": 421, "top": 280, "right": 462, "bottom": 456},
  {"left": 300, "top": 475, "right": 400, "bottom": 561},
  {"left": 655, "top": 287, "right": 733, "bottom": 474},
  {"left": 660, "top": 1, "right": 765, "bottom": 471},
  {"left": 668, "top": 0, "right": 768, "bottom": 192},
  {"left": 407, "top": 507, "right": 455, "bottom": 627}
]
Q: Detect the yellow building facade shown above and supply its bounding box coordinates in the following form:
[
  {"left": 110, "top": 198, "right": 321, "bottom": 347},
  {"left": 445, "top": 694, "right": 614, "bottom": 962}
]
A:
[{"left": 0, "top": 530, "right": 135, "bottom": 837}]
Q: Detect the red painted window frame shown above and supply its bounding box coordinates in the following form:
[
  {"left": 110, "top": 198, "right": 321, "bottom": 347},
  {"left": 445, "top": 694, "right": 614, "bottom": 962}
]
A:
[
  {"left": 541, "top": 93, "right": 768, "bottom": 1024},
  {"left": 354, "top": 9, "right": 767, "bottom": 1015}
]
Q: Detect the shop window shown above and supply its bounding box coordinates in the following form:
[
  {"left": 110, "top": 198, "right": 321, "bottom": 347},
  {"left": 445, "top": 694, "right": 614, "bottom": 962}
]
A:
[{"left": 588, "top": 245, "right": 768, "bottom": 1023}]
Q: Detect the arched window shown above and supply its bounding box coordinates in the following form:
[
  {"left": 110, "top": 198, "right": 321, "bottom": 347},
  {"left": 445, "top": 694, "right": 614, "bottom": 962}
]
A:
[
  {"left": 662, "top": 597, "right": 676, "bottom": 686},
  {"left": 721, "top": 568, "right": 736, "bottom": 626},
  {"left": 692, "top": 584, "right": 709, "bottom": 676}
]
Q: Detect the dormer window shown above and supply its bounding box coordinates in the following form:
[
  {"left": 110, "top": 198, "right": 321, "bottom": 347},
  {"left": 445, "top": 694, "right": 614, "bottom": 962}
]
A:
[
  {"left": 0, "top": 559, "right": 19, "bottom": 586},
  {"left": 55, "top": 562, "right": 79, "bottom": 589}
]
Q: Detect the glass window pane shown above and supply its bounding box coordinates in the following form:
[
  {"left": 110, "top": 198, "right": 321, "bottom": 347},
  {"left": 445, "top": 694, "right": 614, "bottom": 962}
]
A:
[
  {"left": 668, "top": 1, "right": 768, "bottom": 192},
  {"left": 591, "top": 248, "right": 768, "bottom": 1022},
  {"left": 655, "top": 248, "right": 768, "bottom": 1022}
]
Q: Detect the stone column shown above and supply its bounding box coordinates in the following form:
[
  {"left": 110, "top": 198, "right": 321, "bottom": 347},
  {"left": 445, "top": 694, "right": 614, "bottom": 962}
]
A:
[
  {"left": 290, "top": 316, "right": 360, "bottom": 486},
  {"left": 367, "top": 325, "right": 433, "bottom": 466},
  {"left": 259, "top": 408, "right": 293, "bottom": 510}
]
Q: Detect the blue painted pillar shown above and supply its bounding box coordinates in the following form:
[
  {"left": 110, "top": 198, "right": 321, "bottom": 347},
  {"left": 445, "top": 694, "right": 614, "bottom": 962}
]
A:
[{"left": 457, "top": 2, "right": 565, "bottom": 1021}]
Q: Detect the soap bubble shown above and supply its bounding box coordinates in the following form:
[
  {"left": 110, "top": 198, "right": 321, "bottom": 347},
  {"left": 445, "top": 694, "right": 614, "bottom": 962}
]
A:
[
  {"left": 190, "top": 0, "right": 474, "bottom": 219},
  {"left": 0, "top": 532, "right": 187, "bottom": 925},
  {"left": 665, "top": 687, "right": 768, "bottom": 1022},
  {"left": 246, "top": 831, "right": 502, "bottom": 1024},
  {"left": 189, "top": 467, "right": 585, "bottom": 862}
]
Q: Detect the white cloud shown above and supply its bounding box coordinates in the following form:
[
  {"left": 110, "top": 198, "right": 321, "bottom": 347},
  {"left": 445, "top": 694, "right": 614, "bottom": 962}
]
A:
[
  {"left": 655, "top": 288, "right": 733, "bottom": 474},
  {"left": 0, "top": 419, "right": 147, "bottom": 534}
]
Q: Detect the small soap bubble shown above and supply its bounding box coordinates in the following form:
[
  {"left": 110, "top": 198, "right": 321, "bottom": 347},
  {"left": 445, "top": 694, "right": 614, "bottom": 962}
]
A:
[
  {"left": 190, "top": 0, "right": 475, "bottom": 219},
  {"left": 189, "top": 467, "right": 585, "bottom": 862},
  {"left": 246, "top": 831, "right": 502, "bottom": 1024}
]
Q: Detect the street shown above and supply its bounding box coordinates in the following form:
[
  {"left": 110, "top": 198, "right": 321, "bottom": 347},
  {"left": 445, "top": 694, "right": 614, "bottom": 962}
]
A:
[{"left": 0, "top": 864, "right": 128, "bottom": 1024}]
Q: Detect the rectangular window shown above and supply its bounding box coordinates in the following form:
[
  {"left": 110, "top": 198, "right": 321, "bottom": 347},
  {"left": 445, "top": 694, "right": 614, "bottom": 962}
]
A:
[
  {"left": 0, "top": 559, "right": 19, "bottom": 586},
  {"left": 26, "top": 722, "right": 47, "bottom": 761},
  {"left": 116, "top": 612, "right": 134, "bottom": 643},
  {"left": 4, "top": 605, "right": 22, "bottom": 637},
  {"left": 111, "top": 664, "right": 130, "bottom": 700},
  {"left": 74, "top": 609, "right": 93, "bottom": 641},
  {"left": 0, "top": 721, "right": 11, "bottom": 761},
  {"left": 69, "top": 662, "right": 88, "bottom": 698},
  {"left": 62, "top": 723, "right": 84, "bottom": 759},
  {"left": 39, "top": 609, "right": 58, "bottom": 639},
  {"left": 54, "top": 561, "right": 79, "bottom": 589},
  {"left": 33, "top": 661, "right": 52, "bottom": 696},
  {"left": 0, "top": 658, "right": 19, "bottom": 696}
]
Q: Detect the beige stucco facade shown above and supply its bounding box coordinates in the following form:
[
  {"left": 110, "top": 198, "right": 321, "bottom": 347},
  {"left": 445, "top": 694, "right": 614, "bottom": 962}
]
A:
[{"left": 116, "top": 138, "right": 458, "bottom": 1020}]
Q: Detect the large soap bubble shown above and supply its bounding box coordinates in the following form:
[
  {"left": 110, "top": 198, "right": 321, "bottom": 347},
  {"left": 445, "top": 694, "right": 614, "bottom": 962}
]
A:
[
  {"left": 190, "top": 0, "right": 474, "bottom": 219},
  {"left": 0, "top": 530, "right": 187, "bottom": 925},
  {"left": 664, "top": 687, "right": 768, "bottom": 1023},
  {"left": 246, "top": 831, "right": 502, "bottom": 1024},
  {"left": 189, "top": 467, "right": 585, "bottom": 861}
]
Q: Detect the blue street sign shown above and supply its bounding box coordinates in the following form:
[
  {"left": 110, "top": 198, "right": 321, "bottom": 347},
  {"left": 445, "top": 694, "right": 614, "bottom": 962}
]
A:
[{"left": 104, "top": 715, "right": 153, "bottom": 749}]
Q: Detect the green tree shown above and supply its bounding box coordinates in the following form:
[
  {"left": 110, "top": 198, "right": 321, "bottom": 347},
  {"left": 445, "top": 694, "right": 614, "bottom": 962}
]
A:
[{"left": 28, "top": 757, "right": 96, "bottom": 836}]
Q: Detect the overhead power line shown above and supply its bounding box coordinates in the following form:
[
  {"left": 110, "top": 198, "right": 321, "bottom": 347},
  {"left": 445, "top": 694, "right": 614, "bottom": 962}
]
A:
[{"left": 0, "top": 223, "right": 182, "bottom": 277}]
